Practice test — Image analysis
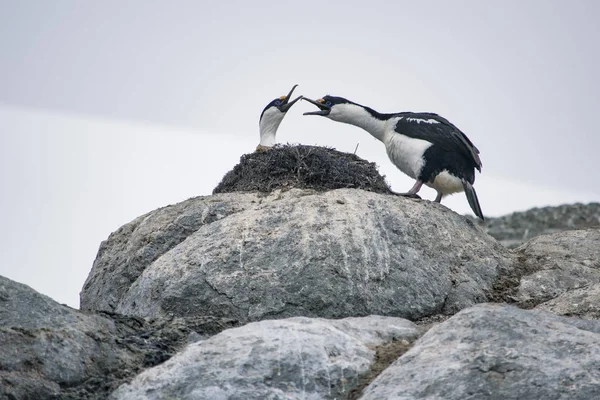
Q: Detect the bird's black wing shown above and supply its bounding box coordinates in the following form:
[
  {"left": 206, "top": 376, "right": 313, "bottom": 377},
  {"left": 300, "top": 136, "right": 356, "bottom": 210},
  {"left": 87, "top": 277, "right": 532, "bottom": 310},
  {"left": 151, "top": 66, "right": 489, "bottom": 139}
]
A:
[{"left": 394, "top": 112, "right": 482, "bottom": 170}]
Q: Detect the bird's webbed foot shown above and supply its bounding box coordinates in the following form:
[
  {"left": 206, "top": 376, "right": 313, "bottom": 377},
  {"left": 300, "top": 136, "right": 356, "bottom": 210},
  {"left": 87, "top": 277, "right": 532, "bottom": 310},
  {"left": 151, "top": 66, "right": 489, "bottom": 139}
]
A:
[
  {"left": 392, "top": 180, "right": 424, "bottom": 199},
  {"left": 392, "top": 191, "right": 422, "bottom": 199}
]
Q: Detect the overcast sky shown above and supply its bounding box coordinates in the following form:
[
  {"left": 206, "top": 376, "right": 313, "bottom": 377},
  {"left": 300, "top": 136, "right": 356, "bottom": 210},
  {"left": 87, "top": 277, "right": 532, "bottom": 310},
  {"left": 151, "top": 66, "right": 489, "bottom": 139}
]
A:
[{"left": 1, "top": 0, "right": 598, "bottom": 308}]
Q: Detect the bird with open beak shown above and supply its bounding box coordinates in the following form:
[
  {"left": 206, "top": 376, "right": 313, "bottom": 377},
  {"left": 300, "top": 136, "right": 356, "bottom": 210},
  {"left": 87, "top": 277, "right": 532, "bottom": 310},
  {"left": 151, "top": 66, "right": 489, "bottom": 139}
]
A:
[
  {"left": 303, "top": 95, "right": 485, "bottom": 220},
  {"left": 256, "top": 85, "right": 302, "bottom": 151}
]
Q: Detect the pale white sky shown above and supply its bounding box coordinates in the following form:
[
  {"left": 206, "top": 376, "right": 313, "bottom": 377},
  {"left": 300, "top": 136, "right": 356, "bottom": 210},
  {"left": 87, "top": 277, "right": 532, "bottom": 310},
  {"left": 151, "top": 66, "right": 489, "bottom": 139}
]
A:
[{"left": 0, "top": 1, "right": 598, "bottom": 308}]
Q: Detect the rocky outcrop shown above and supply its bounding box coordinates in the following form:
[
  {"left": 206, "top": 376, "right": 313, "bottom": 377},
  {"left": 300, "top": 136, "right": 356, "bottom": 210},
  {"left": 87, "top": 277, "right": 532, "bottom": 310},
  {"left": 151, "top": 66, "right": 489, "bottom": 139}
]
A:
[
  {"left": 1, "top": 275, "right": 126, "bottom": 399},
  {"left": 513, "top": 229, "right": 600, "bottom": 307},
  {"left": 82, "top": 188, "right": 513, "bottom": 323},
  {"left": 536, "top": 283, "right": 600, "bottom": 319},
  {"left": 361, "top": 304, "right": 600, "bottom": 400},
  {"left": 111, "top": 315, "right": 420, "bottom": 400},
  {"left": 477, "top": 202, "right": 600, "bottom": 248},
  {"left": 488, "top": 229, "right": 600, "bottom": 308},
  {"left": 520, "top": 229, "right": 600, "bottom": 319},
  {"left": 0, "top": 275, "right": 238, "bottom": 400},
  {"left": 6, "top": 144, "right": 600, "bottom": 399}
]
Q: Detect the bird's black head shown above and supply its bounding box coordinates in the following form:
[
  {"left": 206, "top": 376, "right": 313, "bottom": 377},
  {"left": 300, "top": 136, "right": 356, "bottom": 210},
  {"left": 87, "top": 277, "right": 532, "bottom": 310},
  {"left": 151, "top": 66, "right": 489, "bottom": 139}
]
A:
[
  {"left": 260, "top": 84, "right": 302, "bottom": 120},
  {"left": 302, "top": 95, "right": 351, "bottom": 117}
]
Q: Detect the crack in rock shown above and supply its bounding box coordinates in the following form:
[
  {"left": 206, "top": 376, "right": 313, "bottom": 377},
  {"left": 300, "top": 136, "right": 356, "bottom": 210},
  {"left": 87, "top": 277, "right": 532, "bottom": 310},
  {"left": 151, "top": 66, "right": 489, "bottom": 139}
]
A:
[{"left": 348, "top": 338, "right": 416, "bottom": 400}]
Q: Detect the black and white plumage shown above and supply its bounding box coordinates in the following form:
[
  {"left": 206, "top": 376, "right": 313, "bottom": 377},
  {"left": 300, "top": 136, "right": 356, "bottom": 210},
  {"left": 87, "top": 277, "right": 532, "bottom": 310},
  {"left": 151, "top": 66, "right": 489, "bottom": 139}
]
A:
[
  {"left": 257, "top": 85, "right": 302, "bottom": 151},
  {"left": 303, "top": 95, "right": 484, "bottom": 220}
]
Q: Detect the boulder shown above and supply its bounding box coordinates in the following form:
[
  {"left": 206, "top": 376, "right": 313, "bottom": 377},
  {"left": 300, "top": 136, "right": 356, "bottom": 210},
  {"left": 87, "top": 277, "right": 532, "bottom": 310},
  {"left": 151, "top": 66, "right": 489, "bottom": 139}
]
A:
[
  {"left": 512, "top": 229, "right": 600, "bottom": 308},
  {"left": 360, "top": 303, "right": 600, "bottom": 400},
  {"left": 81, "top": 144, "right": 394, "bottom": 315},
  {"left": 1, "top": 275, "right": 124, "bottom": 399},
  {"left": 0, "top": 275, "right": 237, "bottom": 400},
  {"left": 97, "top": 188, "right": 513, "bottom": 322},
  {"left": 111, "top": 315, "right": 420, "bottom": 400}
]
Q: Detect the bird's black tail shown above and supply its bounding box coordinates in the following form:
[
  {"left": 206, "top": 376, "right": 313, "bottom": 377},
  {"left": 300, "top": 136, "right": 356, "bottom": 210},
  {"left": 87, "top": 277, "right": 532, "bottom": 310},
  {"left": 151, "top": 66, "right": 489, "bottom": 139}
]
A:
[{"left": 462, "top": 180, "right": 484, "bottom": 221}]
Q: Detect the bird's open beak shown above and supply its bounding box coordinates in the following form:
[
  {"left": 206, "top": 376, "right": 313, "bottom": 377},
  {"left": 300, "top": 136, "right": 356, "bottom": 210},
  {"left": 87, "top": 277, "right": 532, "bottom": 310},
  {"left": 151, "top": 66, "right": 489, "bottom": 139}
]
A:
[
  {"left": 302, "top": 97, "right": 330, "bottom": 116},
  {"left": 278, "top": 84, "right": 302, "bottom": 112}
]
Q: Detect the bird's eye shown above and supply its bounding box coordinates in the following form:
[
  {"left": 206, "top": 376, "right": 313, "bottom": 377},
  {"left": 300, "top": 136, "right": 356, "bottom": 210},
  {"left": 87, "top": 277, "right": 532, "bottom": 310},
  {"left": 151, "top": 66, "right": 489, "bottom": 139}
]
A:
[
  {"left": 325, "top": 101, "right": 332, "bottom": 107},
  {"left": 274, "top": 100, "right": 281, "bottom": 106}
]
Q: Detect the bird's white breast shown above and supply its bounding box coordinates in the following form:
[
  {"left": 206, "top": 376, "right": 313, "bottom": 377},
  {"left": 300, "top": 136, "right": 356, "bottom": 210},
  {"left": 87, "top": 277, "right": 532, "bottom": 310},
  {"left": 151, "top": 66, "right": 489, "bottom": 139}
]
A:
[
  {"left": 427, "top": 170, "right": 464, "bottom": 194},
  {"left": 384, "top": 119, "right": 432, "bottom": 179}
]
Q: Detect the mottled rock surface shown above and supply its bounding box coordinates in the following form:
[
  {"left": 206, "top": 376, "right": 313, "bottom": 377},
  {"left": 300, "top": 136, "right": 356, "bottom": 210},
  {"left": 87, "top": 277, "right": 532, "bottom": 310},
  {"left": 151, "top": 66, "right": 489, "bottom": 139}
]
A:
[
  {"left": 1, "top": 275, "right": 127, "bottom": 399},
  {"left": 80, "top": 193, "right": 259, "bottom": 313},
  {"left": 111, "top": 316, "right": 420, "bottom": 400},
  {"left": 361, "top": 304, "right": 600, "bottom": 400},
  {"left": 477, "top": 202, "right": 600, "bottom": 248},
  {"left": 511, "top": 229, "right": 600, "bottom": 308},
  {"left": 536, "top": 283, "right": 600, "bottom": 319},
  {"left": 0, "top": 275, "right": 238, "bottom": 400},
  {"left": 100, "top": 189, "right": 513, "bottom": 322}
]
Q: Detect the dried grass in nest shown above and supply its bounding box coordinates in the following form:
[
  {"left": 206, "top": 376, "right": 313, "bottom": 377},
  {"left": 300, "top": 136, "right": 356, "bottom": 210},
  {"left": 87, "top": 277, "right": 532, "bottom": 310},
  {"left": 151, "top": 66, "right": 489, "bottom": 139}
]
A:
[{"left": 213, "top": 144, "right": 392, "bottom": 195}]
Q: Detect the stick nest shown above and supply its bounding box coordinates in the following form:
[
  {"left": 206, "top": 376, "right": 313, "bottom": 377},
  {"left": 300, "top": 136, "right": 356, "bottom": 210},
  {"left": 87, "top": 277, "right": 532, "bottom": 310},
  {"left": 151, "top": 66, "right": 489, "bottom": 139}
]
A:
[{"left": 213, "top": 144, "right": 392, "bottom": 194}]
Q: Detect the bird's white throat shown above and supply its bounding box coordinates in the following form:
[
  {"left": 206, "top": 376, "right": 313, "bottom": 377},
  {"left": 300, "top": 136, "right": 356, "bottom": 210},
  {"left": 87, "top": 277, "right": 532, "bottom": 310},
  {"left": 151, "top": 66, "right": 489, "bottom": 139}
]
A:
[
  {"left": 259, "top": 107, "right": 285, "bottom": 147},
  {"left": 328, "top": 103, "right": 388, "bottom": 142}
]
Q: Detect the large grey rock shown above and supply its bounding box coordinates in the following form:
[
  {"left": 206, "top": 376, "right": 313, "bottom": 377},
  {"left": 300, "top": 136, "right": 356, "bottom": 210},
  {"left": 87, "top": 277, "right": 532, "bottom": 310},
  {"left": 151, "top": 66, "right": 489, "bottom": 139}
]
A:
[
  {"left": 536, "top": 282, "right": 600, "bottom": 319},
  {"left": 111, "top": 315, "right": 420, "bottom": 400},
  {"left": 475, "top": 202, "right": 600, "bottom": 248},
  {"left": 360, "top": 303, "right": 600, "bottom": 400},
  {"left": 102, "top": 188, "right": 513, "bottom": 322},
  {"left": 0, "top": 275, "right": 238, "bottom": 400},
  {"left": 511, "top": 229, "right": 600, "bottom": 307},
  {"left": 0, "top": 275, "right": 132, "bottom": 399},
  {"left": 80, "top": 193, "right": 259, "bottom": 312}
]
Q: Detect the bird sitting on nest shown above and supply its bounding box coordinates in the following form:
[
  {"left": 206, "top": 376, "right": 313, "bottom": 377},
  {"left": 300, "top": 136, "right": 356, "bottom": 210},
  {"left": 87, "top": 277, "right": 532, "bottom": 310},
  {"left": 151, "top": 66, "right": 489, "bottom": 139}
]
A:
[
  {"left": 256, "top": 84, "right": 302, "bottom": 151},
  {"left": 303, "top": 95, "right": 484, "bottom": 220}
]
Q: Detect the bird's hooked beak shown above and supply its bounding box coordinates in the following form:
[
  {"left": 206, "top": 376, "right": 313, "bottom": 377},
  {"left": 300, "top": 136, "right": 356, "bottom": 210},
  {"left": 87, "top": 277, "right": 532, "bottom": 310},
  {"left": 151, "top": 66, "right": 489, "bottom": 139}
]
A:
[
  {"left": 278, "top": 84, "right": 302, "bottom": 112},
  {"left": 302, "top": 97, "right": 331, "bottom": 116}
]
